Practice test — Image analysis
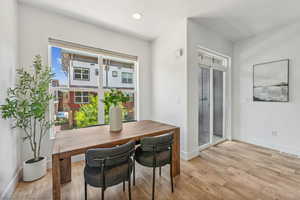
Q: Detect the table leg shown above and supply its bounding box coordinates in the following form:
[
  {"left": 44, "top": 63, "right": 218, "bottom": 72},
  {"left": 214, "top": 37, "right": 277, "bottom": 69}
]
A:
[
  {"left": 172, "top": 127, "right": 180, "bottom": 177},
  {"left": 52, "top": 154, "right": 61, "bottom": 200},
  {"left": 60, "top": 157, "right": 71, "bottom": 184}
]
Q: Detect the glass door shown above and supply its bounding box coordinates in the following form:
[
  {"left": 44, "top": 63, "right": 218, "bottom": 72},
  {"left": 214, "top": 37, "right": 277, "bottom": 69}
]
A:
[
  {"left": 198, "top": 53, "right": 227, "bottom": 148},
  {"left": 212, "top": 69, "right": 225, "bottom": 144},
  {"left": 198, "top": 67, "right": 211, "bottom": 146}
]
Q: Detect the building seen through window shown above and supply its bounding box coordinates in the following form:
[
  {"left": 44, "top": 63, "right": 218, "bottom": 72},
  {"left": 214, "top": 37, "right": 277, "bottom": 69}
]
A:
[{"left": 50, "top": 46, "right": 136, "bottom": 134}]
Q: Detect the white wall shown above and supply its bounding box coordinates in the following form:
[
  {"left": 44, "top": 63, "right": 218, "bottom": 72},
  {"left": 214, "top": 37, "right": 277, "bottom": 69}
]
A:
[
  {"left": 0, "top": 0, "right": 21, "bottom": 198},
  {"left": 233, "top": 22, "right": 300, "bottom": 156},
  {"left": 151, "top": 19, "right": 188, "bottom": 156},
  {"left": 19, "top": 4, "right": 152, "bottom": 163},
  {"left": 186, "top": 19, "right": 233, "bottom": 158},
  {"left": 151, "top": 19, "right": 233, "bottom": 160}
]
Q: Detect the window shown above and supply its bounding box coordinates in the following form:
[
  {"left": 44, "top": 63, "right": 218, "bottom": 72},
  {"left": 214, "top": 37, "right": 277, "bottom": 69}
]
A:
[
  {"left": 74, "top": 91, "right": 89, "bottom": 104},
  {"left": 112, "top": 71, "right": 118, "bottom": 77},
  {"left": 50, "top": 45, "right": 137, "bottom": 135},
  {"left": 103, "top": 59, "right": 135, "bottom": 88},
  {"left": 95, "top": 68, "right": 99, "bottom": 76},
  {"left": 74, "top": 67, "right": 90, "bottom": 81},
  {"left": 122, "top": 72, "right": 133, "bottom": 84}
]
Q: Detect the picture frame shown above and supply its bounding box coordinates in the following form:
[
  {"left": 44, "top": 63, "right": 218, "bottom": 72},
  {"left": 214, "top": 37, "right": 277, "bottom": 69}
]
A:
[{"left": 253, "top": 59, "right": 289, "bottom": 102}]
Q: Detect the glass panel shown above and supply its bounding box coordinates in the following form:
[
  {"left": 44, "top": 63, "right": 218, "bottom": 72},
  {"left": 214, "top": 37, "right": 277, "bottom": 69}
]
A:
[
  {"left": 51, "top": 47, "right": 102, "bottom": 133},
  {"left": 82, "top": 97, "right": 89, "bottom": 103},
  {"left": 104, "top": 60, "right": 135, "bottom": 89},
  {"left": 74, "top": 74, "right": 81, "bottom": 79},
  {"left": 51, "top": 47, "right": 69, "bottom": 87},
  {"left": 82, "top": 75, "right": 89, "bottom": 80},
  {"left": 122, "top": 91, "right": 135, "bottom": 121},
  {"left": 50, "top": 47, "right": 137, "bottom": 134},
  {"left": 74, "top": 69, "right": 81, "bottom": 73},
  {"left": 75, "top": 97, "right": 82, "bottom": 103},
  {"left": 213, "top": 69, "right": 224, "bottom": 143},
  {"left": 83, "top": 69, "right": 89, "bottom": 74},
  {"left": 112, "top": 71, "right": 118, "bottom": 77},
  {"left": 198, "top": 67, "right": 210, "bottom": 146}
]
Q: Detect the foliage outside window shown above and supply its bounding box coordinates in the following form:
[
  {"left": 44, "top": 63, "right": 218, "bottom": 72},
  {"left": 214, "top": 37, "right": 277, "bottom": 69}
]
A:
[
  {"left": 74, "top": 90, "right": 130, "bottom": 127},
  {"left": 102, "top": 89, "right": 130, "bottom": 124},
  {"left": 75, "top": 95, "right": 98, "bottom": 128}
]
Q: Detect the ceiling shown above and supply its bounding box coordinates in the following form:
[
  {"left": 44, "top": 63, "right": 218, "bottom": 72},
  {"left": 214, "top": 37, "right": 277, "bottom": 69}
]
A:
[{"left": 19, "top": 0, "right": 300, "bottom": 42}]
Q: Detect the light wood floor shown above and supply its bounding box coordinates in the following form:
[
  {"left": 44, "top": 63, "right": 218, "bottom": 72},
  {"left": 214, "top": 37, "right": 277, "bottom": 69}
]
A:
[{"left": 13, "top": 141, "right": 300, "bottom": 200}]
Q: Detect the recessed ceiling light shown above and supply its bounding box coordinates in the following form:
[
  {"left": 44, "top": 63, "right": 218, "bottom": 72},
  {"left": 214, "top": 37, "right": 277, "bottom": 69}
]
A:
[{"left": 132, "top": 13, "right": 142, "bottom": 20}]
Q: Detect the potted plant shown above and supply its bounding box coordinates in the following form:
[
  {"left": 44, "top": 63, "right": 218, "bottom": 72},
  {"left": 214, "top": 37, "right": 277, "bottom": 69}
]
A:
[
  {"left": 102, "top": 89, "right": 129, "bottom": 132},
  {"left": 0, "top": 55, "right": 54, "bottom": 181}
]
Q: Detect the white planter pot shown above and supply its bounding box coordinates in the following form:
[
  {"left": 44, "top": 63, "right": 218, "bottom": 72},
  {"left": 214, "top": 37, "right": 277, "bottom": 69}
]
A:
[
  {"left": 109, "top": 105, "right": 122, "bottom": 132},
  {"left": 23, "top": 157, "right": 47, "bottom": 182}
]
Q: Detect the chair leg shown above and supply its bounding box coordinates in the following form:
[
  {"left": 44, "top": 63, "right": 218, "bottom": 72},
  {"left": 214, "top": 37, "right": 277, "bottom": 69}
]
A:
[
  {"left": 152, "top": 167, "right": 156, "bottom": 200},
  {"left": 84, "top": 181, "right": 87, "bottom": 200},
  {"left": 159, "top": 167, "right": 161, "bottom": 176},
  {"left": 101, "top": 187, "right": 105, "bottom": 200},
  {"left": 128, "top": 174, "right": 132, "bottom": 200},
  {"left": 170, "top": 163, "right": 174, "bottom": 193},
  {"left": 123, "top": 180, "right": 125, "bottom": 192},
  {"left": 133, "top": 159, "right": 136, "bottom": 186}
]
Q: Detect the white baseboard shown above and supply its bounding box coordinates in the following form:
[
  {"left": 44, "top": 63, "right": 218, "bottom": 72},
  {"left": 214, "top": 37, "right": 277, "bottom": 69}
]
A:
[
  {"left": 181, "top": 149, "right": 199, "bottom": 161},
  {"left": 1, "top": 167, "right": 22, "bottom": 200},
  {"left": 234, "top": 138, "right": 300, "bottom": 157}
]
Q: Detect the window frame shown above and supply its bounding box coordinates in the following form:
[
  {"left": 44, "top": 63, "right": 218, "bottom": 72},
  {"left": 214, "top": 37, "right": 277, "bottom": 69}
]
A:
[
  {"left": 112, "top": 71, "right": 118, "bottom": 77},
  {"left": 121, "top": 72, "right": 133, "bottom": 84},
  {"left": 48, "top": 45, "right": 139, "bottom": 139},
  {"left": 73, "top": 67, "right": 90, "bottom": 81},
  {"left": 74, "top": 91, "right": 90, "bottom": 104}
]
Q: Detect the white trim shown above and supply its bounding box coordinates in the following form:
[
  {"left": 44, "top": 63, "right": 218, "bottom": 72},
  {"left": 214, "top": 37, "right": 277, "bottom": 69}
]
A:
[
  {"left": 197, "top": 46, "right": 232, "bottom": 151},
  {"left": 209, "top": 67, "right": 213, "bottom": 144},
  {"left": 74, "top": 91, "right": 90, "bottom": 104},
  {"left": 234, "top": 138, "right": 300, "bottom": 158},
  {"left": 73, "top": 67, "right": 90, "bottom": 81},
  {"left": 180, "top": 149, "right": 200, "bottom": 161},
  {"left": 198, "top": 139, "right": 227, "bottom": 155},
  {"left": 0, "top": 167, "right": 22, "bottom": 200},
  {"left": 197, "top": 45, "right": 230, "bottom": 61}
]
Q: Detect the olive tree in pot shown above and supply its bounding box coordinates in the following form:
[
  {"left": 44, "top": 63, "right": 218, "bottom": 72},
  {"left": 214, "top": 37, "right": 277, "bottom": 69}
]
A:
[
  {"left": 102, "top": 89, "right": 129, "bottom": 132},
  {"left": 0, "top": 55, "right": 54, "bottom": 181}
]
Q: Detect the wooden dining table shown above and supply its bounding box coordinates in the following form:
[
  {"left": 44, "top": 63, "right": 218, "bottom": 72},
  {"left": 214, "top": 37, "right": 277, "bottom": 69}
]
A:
[{"left": 52, "top": 120, "right": 180, "bottom": 200}]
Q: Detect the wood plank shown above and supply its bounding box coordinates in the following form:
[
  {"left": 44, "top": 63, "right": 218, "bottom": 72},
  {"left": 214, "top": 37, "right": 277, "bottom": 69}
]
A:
[
  {"left": 13, "top": 141, "right": 300, "bottom": 200},
  {"left": 60, "top": 157, "right": 71, "bottom": 184},
  {"left": 51, "top": 120, "right": 180, "bottom": 199},
  {"left": 53, "top": 120, "right": 178, "bottom": 157},
  {"left": 172, "top": 127, "right": 180, "bottom": 176},
  {"left": 52, "top": 154, "right": 61, "bottom": 200}
]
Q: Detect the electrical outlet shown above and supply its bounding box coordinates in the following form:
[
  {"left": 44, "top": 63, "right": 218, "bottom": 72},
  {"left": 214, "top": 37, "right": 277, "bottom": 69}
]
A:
[{"left": 272, "top": 131, "right": 278, "bottom": 136}]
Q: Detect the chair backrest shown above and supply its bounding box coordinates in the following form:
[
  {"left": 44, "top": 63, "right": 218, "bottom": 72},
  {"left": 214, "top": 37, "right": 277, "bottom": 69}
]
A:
[
  {"left": 85, "top": 141, "right": 135, "bottom": 168},
  {"left": 140, "top": 133, "right": 173, "bottom": 152}
]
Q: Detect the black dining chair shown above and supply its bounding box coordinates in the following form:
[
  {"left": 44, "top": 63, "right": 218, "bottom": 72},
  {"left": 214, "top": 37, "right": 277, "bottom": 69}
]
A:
[
  {"left": 84, "top": 141, "right": 135, "bottom": 200},
  {"left": 134, "top": 133, "right": 174, "bottom": 200}
]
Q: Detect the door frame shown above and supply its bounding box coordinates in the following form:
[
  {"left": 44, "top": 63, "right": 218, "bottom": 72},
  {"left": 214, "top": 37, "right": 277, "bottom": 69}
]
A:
[{"left": 197, "top": 46, "right": 232, "bottom": 151}]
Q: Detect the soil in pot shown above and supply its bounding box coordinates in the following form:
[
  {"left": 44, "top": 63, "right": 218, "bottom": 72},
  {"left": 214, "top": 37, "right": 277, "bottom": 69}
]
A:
[{"left": 25, "top": 157, "right": 44, "bottom": 164}]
